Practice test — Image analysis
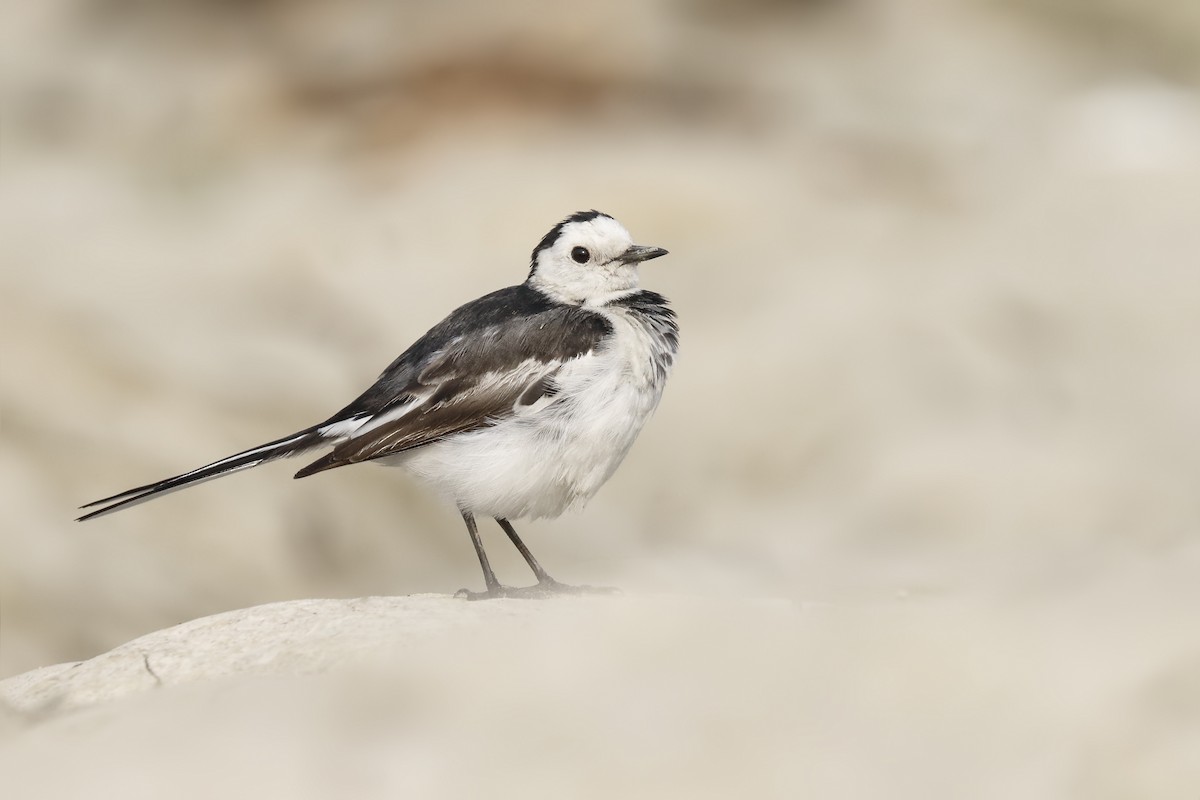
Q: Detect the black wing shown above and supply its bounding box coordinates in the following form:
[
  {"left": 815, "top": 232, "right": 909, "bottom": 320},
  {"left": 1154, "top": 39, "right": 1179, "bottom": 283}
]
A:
[{"left": 295, "top": 286, "right": 612, "bottom": 477}]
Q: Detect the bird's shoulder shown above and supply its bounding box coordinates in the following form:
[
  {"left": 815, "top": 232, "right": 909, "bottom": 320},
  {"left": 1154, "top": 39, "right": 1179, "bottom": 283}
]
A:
[{"left": 327, "top": 284, "right": 612, "bottom": 422}]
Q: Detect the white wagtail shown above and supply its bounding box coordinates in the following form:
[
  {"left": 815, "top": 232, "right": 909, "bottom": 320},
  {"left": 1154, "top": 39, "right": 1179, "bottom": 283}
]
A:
[{"left": 79, "top": 210, "right": 678, "bottom": 598}]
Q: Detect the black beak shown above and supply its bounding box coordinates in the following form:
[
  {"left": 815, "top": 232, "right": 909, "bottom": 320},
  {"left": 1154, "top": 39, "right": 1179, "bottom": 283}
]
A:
[{"left": 619, "top": 244, "right": 669, "bottom": 264}]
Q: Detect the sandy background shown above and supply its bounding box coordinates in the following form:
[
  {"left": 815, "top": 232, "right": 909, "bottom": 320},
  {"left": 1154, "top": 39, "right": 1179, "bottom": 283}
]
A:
[{"left": 2, "top": 0, "right": 1199, "bottom": 796}]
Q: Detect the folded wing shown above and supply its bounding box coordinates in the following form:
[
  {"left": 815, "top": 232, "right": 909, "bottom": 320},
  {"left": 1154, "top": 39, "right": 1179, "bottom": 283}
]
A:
[{"left": 295, "top": 300, "right": 611, "bottom": 477}]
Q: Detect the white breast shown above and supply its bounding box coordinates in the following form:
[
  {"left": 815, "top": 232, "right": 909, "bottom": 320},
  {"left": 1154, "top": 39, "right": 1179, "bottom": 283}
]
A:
[{"left": 391, "top": 305, "right": 674, "bottom": 520}]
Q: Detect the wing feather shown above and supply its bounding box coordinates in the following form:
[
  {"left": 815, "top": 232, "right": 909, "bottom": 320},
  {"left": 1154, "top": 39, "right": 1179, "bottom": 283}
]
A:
[{"left": 295, "top": 298, "right": 611, "bottom": 478}]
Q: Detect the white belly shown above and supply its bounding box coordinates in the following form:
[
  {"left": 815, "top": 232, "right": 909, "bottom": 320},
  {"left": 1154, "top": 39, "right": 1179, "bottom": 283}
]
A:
[{"left": 388, "top": 308, "right": 671, "bottom": 520}]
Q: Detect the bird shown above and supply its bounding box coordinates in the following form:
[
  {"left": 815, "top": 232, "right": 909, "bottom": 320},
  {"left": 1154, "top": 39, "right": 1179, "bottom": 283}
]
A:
[{"left": 78, "top": 210, "right": 679, "bottom": 599}]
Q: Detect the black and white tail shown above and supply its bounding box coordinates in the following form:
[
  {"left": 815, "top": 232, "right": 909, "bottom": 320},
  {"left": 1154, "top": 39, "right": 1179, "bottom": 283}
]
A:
[{"left": 76, "top": 427, "right": 326, "bottom": 522}]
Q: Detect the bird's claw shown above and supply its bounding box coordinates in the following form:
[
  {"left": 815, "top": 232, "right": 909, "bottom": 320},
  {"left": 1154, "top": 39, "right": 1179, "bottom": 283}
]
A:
[{"left": 455, "top": 580, "right": 619, "bottom": 601}]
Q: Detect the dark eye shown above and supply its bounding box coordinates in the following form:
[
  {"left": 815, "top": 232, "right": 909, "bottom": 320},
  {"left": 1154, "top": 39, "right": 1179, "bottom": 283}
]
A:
[{"left": 571, "top": 246, "right": 590, "bottom": 264}]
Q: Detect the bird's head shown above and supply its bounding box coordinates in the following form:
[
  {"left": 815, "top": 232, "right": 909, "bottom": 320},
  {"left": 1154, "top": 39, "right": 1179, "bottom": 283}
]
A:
[{"left": 527, "top": 211, "right": 668, "bottom": 305}]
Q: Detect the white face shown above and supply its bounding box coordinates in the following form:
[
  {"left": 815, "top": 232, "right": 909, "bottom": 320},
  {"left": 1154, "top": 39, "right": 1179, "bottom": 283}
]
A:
[{"left": 528, "top": 215, "right": 646, "bottom": 305}]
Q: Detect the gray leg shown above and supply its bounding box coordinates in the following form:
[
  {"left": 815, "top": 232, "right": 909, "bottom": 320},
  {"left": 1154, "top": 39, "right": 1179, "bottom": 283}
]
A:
[
  {"left": 490, "top": 518, "right": 618, "bottom": 598},
  {"left": 460, "top": 510, "right": 502, "bottom": 595},
  {"left": 454, "top": 514, "right": 619, "bottom": 600},
  {"left": 495, "top": 517, "right": 557, "bottom": 586}
]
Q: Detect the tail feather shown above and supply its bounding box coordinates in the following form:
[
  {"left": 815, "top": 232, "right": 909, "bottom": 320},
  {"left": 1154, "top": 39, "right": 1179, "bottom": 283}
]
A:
[{"left": 77, "top": 428, "right": 325, "bottom": 522}]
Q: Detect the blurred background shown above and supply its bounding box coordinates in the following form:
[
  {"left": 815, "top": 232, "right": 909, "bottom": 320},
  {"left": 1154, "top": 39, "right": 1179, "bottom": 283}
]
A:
[{"left": 2, "top": 0, "right": 1200, "bottom": 792}]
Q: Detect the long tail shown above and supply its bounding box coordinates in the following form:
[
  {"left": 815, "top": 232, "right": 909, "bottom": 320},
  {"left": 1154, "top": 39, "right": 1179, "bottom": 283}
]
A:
[{"left": 77, "top": 427, "right": 326, "bottom": 522}]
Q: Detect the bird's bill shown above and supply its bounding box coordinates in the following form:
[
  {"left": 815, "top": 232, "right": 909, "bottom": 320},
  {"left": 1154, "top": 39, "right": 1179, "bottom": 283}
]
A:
[{"left": 619, "top": 244, "right": 669, "bottom": 264}]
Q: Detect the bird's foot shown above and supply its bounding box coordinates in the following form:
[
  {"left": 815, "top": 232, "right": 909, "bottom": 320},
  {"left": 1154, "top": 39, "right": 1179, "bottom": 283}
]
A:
[{"left": 454, "top": 579, "right": 619, "bottom": 601}]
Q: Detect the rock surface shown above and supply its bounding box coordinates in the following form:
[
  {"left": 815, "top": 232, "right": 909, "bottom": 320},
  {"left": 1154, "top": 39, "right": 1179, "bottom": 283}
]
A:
[{"left": 3, "top": 590, "right": 1199, "bottom": 799}]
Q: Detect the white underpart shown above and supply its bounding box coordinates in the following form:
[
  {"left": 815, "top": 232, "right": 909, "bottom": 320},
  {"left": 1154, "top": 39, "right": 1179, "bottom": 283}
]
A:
[
  {"left": 385, "top": 304, "right": 670, "bottom": 520},
  {"left": 514, "top": 387, "right": 558, "bottom": 416}
]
